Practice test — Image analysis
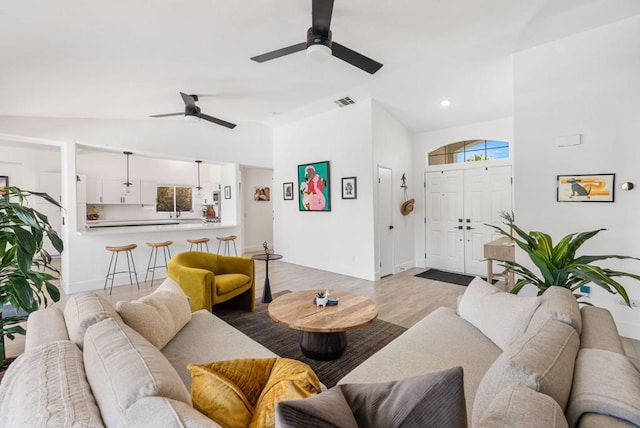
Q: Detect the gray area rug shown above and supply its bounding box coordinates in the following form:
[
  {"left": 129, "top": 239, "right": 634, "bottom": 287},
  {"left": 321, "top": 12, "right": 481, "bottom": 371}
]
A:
[{"left": 214, "top": 292, "right": 407, "bottom": 388}]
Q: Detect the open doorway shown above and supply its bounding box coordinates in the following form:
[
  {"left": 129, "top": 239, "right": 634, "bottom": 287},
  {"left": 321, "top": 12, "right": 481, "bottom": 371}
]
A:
[{"left": 240, "top": 166, "right": 274, "bottom": 253}]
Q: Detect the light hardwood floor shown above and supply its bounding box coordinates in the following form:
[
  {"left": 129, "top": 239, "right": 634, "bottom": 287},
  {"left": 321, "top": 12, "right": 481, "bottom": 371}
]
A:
[{"left": 7, "top": 253, "right": 639, "bottom": 361}]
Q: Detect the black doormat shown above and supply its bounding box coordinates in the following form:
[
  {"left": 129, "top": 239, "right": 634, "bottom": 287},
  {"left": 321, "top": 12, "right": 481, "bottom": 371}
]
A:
[
  {"left": 214, "top": 292, "right": 407, "bottom": 388},
  {"left": 414, "top": 269, "right": 477, "bottom": 286}
]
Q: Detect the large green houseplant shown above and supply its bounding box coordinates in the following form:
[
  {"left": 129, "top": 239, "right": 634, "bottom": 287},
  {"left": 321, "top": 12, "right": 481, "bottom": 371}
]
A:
[
  {"left": 488, "top": 212, "right": 640, "bottom": 306},
  {"left": 0, "top": 186, "right": 63, "bottom": 367}
]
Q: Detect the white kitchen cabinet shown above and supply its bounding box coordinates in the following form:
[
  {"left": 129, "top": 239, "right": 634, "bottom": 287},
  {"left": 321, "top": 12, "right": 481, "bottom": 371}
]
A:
[
  {"left": 140, "top": 180, "right": 157, "bottom": 205},
  {"left": 86, "top": 177, "right": 141, "bottom": 204},
  {"left": 86, "top": 177, "right": 103, "bottom": 204}
]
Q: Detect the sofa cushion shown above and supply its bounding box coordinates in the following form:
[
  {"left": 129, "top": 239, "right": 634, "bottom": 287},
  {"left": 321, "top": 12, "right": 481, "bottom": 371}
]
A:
[
  {"left": 458, "top": 276, "right": 540, "bottom": 350},
  {"left": 215, "top": 273, "right": 251, "bottom": 295},
  {"left": 116, "top": 277, "right": 192, "bottom": 349},
  {"left": 188, "top": 358, "right": 321, "bottom": 428},
  {"left": 83, "top": 318, "right": 191, "bottom": 428},
  {"left": 527, "top": 286, "right": 582, "bottom": 336},
  {"left": 472, "top": 318, "right": 580, "bottom": 426},
  {"left": 63, "top": 292, "right": 122, "bottom": 349},
  {"left": 25, "top": 307, "right": 70, "bottom": 351},
  {"left": 277, "top": 366, "right": 467, "bottom": 428},
  {"left": 339, "top": 307, "right": 501, "bottom": 419},
  {"left": 566, "top": 348, "right": 640, "bottom": 427},
  {"left": 125, "top": 397, "right": 221, "bottom": 427},
  {"left": 0, "top": 340, "right": 104, "bottom": 427},
  {"left": 162, "top": 310, "right": 277, "bottom": 390},
  {"left": 579, "top": 305, "right": 625, "bottom": 353},
  {"left": 477, "top": 383, "right": 568, "bottom": 428}
]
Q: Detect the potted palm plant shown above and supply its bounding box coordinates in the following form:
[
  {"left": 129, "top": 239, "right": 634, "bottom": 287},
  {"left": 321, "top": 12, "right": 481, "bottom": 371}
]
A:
[
  {"left": 0, "top": 186, "right": 63, "bottom": 369},
  {"left": 487, "top": 212, "right": 640, "bottom": 306}
]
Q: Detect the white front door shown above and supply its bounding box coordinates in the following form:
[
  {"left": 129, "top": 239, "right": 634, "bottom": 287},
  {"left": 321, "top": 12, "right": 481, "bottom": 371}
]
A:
[
  {"left": 463, "top": 166, "right": 513, "bottom": 275},
  {"left": 378, "top": 167, "right": 393, "bottom": 277},
  {"left": 425, "top": 166, "right": 512, "bottom": 275},
  {"left": 425, "top": 170, "right": 464, "bottom": 272}
]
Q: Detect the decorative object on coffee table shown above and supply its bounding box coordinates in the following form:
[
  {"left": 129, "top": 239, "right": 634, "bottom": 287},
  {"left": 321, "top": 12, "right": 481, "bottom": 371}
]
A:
[
  {"left": 252, "top": 252, "right": 283, "bottom": 303},
  {"left": 315, "top": 289, "right": 329, "bottom": 307},
  {"left": 268, "top": 290, "right": 378, "bottom": 361}
]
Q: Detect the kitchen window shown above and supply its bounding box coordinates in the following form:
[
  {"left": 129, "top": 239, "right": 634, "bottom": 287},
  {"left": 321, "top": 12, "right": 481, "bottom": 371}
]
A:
[{"left": 157, "top": 186, "right": 193, "bottom": 213}]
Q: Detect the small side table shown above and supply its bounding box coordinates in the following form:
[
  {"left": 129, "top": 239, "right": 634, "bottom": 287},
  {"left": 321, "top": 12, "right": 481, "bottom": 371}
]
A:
[
  {"left": 252, "top": 253, "right": 283, "bottom": 303},
  {"left": 484, "top": 237, "right": 515, "bottom": 290}
]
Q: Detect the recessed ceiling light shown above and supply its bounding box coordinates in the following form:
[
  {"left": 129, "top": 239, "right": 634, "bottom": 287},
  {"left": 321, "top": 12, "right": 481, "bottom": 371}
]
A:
[{"left": 440, "top": 99, "right": 452, "bottom": 107}]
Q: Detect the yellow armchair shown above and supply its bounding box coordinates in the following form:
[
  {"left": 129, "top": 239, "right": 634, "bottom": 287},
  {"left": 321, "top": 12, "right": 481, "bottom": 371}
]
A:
[{"left": 167, "top": 251, "right": 255, "bottom": 312}]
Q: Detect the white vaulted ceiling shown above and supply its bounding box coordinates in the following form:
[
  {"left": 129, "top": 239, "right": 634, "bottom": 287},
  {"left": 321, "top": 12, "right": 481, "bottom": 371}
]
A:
[{"left": 1, "top": 0, "right": 638, "bottom": 132}]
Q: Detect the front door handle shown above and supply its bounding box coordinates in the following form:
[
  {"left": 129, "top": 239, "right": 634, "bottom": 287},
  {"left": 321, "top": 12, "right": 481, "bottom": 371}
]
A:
[
  {"left": 466, "top": 226, "right": 475, "bottom": 230},
  {"left": 389, "top": 225, "right": 394, "bottom": 230},
  {"left": 453, "top": 226, "right": 463, "bottom": 230}
]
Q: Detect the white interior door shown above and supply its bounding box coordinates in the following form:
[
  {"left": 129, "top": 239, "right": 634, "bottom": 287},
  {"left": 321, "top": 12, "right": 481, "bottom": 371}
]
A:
[
  {"left": 425, "top": 166, "right": 512, "bottom": 275},
  {"left": 425, "top": 170, "right": 464, "bottom": 272},
  {"left": 378, "top": 167, "right": 393, "bottom": 277},
  {"left": 463, "top": 166, "right": 513, "bottom": 275}
]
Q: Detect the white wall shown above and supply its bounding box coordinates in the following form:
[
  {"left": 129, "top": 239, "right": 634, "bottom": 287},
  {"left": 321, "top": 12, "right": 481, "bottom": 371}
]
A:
[
  {"left": 372, "top": 102, "right": 415, "bottom": 274},
  {"left": 412, "top": 117, "right": 514, "bottom": 267},
  {"left": 0, "top": 142, "right": 61, "bottom": 190},
  {"left": 273, "top": 100, "right": 376, "bottom": 280},
  {"left": 514, "top": 16, "right": 640, "bottom": 338},
  {"left": 0, "top": 117, "right": 273, "bottom": 168},
  {"left": 241, "top": 166, "right": 274, "bottom": 253}
]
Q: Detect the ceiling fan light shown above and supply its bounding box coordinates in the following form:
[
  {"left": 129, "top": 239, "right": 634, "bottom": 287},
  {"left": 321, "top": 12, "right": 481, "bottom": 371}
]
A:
[{"left": 306, "top": 43, "right": 332, "bottom": 62}]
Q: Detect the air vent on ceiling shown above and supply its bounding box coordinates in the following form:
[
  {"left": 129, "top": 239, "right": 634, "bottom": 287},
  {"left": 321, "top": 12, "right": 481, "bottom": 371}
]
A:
[{"left": 334, "top": 96, "right": 356, "bottom": 108}]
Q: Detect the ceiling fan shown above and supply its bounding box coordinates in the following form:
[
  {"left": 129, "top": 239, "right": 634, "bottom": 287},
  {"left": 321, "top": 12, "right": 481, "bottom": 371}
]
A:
[
  {"left": 150, "top": 92, "right": 237, "bottom": 129},
  {"left": 250, "top": 0, "right": 383, "bottom": 75}
]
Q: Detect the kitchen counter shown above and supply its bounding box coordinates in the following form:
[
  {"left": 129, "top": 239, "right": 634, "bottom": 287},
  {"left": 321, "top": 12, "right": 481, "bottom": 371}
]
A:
[{"left": 81, "top": 219, "right": 235, "bottom": 235}]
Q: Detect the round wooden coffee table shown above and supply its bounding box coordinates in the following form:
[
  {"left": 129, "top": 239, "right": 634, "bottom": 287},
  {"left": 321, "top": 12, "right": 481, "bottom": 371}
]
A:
[{"left": 268, "top": 290, "right": 378, "bottom": 361}]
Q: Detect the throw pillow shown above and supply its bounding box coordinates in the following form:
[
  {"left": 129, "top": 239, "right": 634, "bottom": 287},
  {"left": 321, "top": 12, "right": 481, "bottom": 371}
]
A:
[
  {"left": 276, "top": 366, "right": 467, "bottom": 428},
  {"left": 83, "top": 318, "right": 191, "bottom": 428},
  {"left": 457, "top": 276, "right": 540, "bottom": 350},
  {"left": 0, "top": 340, "right": 104, "bottom": 427},
  {"left": 63, "top": 292, "right": 122, "bottom": 349},
  {"left": 116, "top": 277, "right": 192, "bottom": 349},
  {"left": 188, "top": 358, "right": 321, "bottom": 428}
]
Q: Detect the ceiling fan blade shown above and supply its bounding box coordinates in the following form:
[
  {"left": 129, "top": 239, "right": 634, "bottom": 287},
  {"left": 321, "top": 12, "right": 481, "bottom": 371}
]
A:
[
  {"left": 199, "top": 113, "right": 237, "bottom": 129},
  {"left": 331, "top": 42, "right": 383, "bottom": 74},
  {"left": 312, "top": 0, "right": 334, "bottom": 35},
  {"left": 250, "top": 42, "right": 307, "bottom": 63},
  {"left": 150, "top": 112, "right": 184, "bottom": 118},
  {"left": 180, "top": 92, "right": 197, "bottom": 109}
]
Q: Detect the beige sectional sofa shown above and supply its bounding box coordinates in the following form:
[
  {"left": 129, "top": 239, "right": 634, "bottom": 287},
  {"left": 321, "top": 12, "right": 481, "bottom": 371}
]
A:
[{"left": 1, "top": 276, "right": 639, "bottom": 427}]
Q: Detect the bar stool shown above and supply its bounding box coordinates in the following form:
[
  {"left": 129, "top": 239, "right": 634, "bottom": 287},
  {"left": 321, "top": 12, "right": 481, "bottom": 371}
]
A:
[
  {"left": 216, "top": 235, "right": 238, "bottom": 256},
  {"left": 145, "top": 241, "right": 173, "bottom": 286},
  {"left": 104, "top": 244, "right": 140, "bottom": 295},
  {"left": 188, "top": 237, "right": 210, "bottom": 252}
]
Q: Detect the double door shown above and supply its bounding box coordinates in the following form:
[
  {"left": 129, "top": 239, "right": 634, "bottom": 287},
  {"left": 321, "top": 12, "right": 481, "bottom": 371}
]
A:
[{"left": 425, "top": 166, "right": 512, "bottom": 276}]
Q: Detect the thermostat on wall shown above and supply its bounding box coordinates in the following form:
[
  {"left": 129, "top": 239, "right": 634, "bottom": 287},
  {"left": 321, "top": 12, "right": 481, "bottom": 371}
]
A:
[{"left": 554, "top": 134, "right": 582, "bottom": 147}]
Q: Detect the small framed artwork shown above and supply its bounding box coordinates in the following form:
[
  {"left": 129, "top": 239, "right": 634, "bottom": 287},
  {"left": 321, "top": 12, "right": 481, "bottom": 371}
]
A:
[
  {"left": 224, "top": 186, "right": 231, "bottom": 199},
  {"left": 557, "top": 173, "right": 615, "bottom": 202},
  {"left": 254, "top": 187, "right": 270, "bottom": 201},
  {"left": 298, "top": 161, "right": 331, "bottom": 211},
  {"left": 0, "top": 176, "right": 7, "bottom": 196},
  {"left": 341, "top": 177, "right": 357, "bottom": 199},
  {"left": 283, "top": 182, "right": 294, "bottom": 200}
]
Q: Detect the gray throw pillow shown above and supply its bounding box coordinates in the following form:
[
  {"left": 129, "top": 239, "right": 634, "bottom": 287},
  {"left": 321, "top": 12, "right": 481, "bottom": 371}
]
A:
[{"left": 276, "top": 366, "right": 467, "bottom": 428}]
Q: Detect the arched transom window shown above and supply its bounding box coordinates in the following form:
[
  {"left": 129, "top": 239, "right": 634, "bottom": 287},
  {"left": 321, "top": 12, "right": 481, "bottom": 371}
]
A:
[{"left": 427, "top": 140, "right": 509, "bottom": 166}]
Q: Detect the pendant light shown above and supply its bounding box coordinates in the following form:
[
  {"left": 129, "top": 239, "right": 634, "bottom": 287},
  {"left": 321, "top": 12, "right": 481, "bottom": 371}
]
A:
[
  {"left": 122, "top": 151, "right": 135, "bottom": 195},
  {"left": 194, "top": 160, "right": 204, "bottom": 198}
]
